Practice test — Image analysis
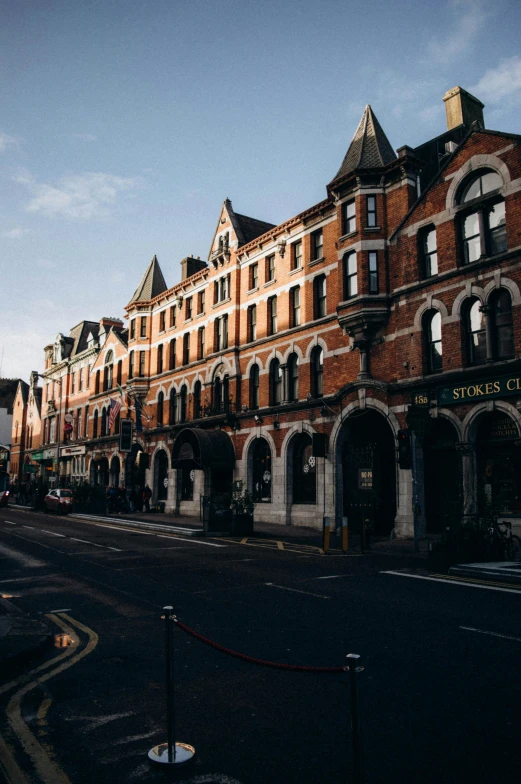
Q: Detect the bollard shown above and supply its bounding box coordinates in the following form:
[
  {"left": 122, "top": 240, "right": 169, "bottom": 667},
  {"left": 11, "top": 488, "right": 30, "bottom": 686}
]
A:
[
  {"left": 341, "top": 516, "right": 348, "bottom": 553},
  {"left": 148, "top": 606, "right": 195, "bottom": 766},
  {"left": 323, "top": 516, "right": 331, "bottom": 553},
  {"left": 345, "top": 653, "right": 364, "bottom": 784}
]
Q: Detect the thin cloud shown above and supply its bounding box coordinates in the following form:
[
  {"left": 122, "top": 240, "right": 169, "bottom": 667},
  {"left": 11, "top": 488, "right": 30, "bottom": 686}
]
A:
[
  {"left": 0, "top": 131, "right": 18, "bottom": 152},
  {"left": 470, "top": 56, "right": 521, "bottom": 103},
  {"left": 17, "top": 171, "right": 142, "bottom": 220},
  {"left": 428, "top": 0, "right": 489, "bottom": 63},
  {"left": 2, "top": 227, "right": 28, "bottom": 239}
]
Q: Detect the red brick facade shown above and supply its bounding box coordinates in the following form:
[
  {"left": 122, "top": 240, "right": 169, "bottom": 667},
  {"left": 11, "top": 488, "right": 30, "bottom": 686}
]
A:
[{"left": 15, "top": 86, "right": 521, "bottom": 537}]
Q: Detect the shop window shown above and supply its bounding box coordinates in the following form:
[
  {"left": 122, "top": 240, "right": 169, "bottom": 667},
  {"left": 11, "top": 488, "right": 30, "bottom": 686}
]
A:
[
  {"left": 343, "top": 252, "right": 357, "bottom": 298},
  {"left": 157, "top": 392, "right": 164, "bottom": 426},
  {"left": 423, "top": 310, "right": 443, "bottom": 374},
  {"left": 250, "top": 364, "right": 260, "bottom": 409},
  {"left": 310, "top": 346, "right": 324, "bottom": 398},
  {"left": 490, "top": 288, "right": 514, "bottom": 360},
  {"left": 458, "top": 169, "right": 506, "bottom": 263},
  {"left": 269, "top": 358, "right": 282, "bottom": 405},
  {"left": 464, "top": 298, "right": 486, "bottom": 366},
  {"left": 292, "top": 434, "right": 316, "bottom": 504},
  {"left": 251, "top": 438, "right": 271, "bottom": 502},
  {"left": 180, "top": 468, "right": 194, "bottom": 501},
  {"left": 287, "top": 353, "right": 299, "bottom": 401}
]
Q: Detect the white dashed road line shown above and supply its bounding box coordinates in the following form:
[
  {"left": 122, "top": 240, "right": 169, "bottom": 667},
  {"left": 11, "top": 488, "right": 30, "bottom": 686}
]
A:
[
  {"left": 265, "top": 582, "right": 329, "bottom": 599},
  {"left": 460, "top": 626, "right": 521, "bottom": 643},
  {"left": 381, "top": 570, "right": 521, "bottom": 595}
]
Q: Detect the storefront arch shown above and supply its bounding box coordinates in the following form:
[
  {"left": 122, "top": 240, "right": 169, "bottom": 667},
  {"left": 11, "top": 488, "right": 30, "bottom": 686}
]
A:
[
  {"left": 247, "top": 437, "right": 272, "bottom": 503},
  {"left": 109, "top": 455, "right": 121, "bottom": 487},
  {"left": 469, "top": 408, "right": 521, "bottom": 514},
  {"left": 90, "top": 456, "right": 109, "bottom": 487},
  {"left": 286, "top": 432, "right": 316, "bottom": 506},
  {"left": 423, "top": 418, "right": 462, "bottom": 532},
  {"left": 172, "top": 427, "right": 235, "bottom": 504},
  {"left": 335, "top": 408, "right": 396, "bottom": 536},
  {"left": 153, "top": 449, "right": 169, "bottom": 502},
  {"left": 125, "top": 442, "right": 148, "bottom": 491}
]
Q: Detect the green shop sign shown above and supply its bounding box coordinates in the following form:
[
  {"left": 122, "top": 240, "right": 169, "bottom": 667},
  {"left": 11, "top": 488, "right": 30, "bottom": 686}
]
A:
[{"left": 437, "top": 373, "right": 521, "bottom": 406}]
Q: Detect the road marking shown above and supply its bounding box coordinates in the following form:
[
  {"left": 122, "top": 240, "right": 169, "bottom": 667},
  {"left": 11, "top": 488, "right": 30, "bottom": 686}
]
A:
[
  {"left": 382, "top": 570, "right": 521, "bottom": 595},
  {"left": 40, "top": 530, "right": 66, "bottom": 537},
  {"left": 0, "top": 731, "right": 29, "bottom": 784},
  {"left": 277, "top": 541, "right": 284, "bottom": 550},
  {"left": 69, "top": 537, "right": 120, "bottom": 551},
  {"left": 460, "top": 626, "right": 521, "bottom": 643},
  {"left": 155, "top": 534, "right": 226, "bottom": 548},
  {"left": 93, "top": 523, "right": 150, "bottom": 534},
  {"left": 5, "top": 612, "right": 98, "bottom": 784},
  {"left": 4, "top": 520, "right": 16, "bottom": 525},
  {"left": 22, "top": 525, "right": 35, "bottom": 529},
  {"left": 265, "top": 582, "right": 329, "bottom": 599},
  {"left": 316, "top": 575, "right": 344, "bottom": 580}
]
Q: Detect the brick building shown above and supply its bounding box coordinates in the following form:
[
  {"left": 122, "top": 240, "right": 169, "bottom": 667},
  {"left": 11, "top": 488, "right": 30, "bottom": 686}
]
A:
[{"left": 17, "top": 85, "right": 521, "bottom": 537}]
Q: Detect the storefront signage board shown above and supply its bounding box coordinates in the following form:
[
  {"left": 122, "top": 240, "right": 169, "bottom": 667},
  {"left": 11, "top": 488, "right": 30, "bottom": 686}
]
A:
[
  {"left": 43, "top": 448, "right": 57, "bottom": 460},
  {"left": 61, "top": 445, "right": 86, "bottom": 456},
  {"left": 437, "top": 374, "right": 521, "bottom": 406}
]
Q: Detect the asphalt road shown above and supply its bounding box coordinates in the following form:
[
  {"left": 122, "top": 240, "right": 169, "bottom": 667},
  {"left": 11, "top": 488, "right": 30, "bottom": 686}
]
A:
[{"left": 0, "top": 507, "right": 520, "bottom": 784}]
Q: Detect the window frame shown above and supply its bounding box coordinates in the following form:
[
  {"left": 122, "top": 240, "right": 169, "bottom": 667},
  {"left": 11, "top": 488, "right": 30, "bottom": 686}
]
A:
[
  {"left": 312, "top": 229, "right": 323, "bottom": 261},
  {"left": 368, "top": 251, "right": 379, "bottom": 294},
  {"left": 266, "top": 254, "right": 275, "bottom": 282},
  {"left": 268, "top": 296, "right": 277, "bottom": 336},
  {"left": 250, "top": 263, "right": 258, "bottom": 290},
  {"left": 291, "top": 240, "right": 302, "bottom": 271},
  {"left": 342, "top": 200, "right": 356, "bottom": 235},
  {"left": 343, "top": 252, "right": 358, "bottom": 299},
  {"left": 140, "top": 316, "right": 147, "bottom": 338},
  {"left": 313, "top": 274, "right": 327, "bottom": 319},
  {"left": 290, "top": 285, "right": 301, "bottom": 328},
  {"left": 366, "top": 195, "right": 377, "bottom": 228},
  {"left": 248, "top": 304, "right": 257, "bottom": 342},
  {"left": 249, "top": 363, "right": 260, "bottom": 409},
  {"left": 423, "top": 310, "right": 443, "bottom": 375}
]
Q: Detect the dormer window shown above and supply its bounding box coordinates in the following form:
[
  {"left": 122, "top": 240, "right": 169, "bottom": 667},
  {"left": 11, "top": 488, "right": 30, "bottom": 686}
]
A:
[
  {"left": 87, "top": 332, "right": 95, "bottom": 348},
  {"left": 458, "top": 169, "right": 506, "bottom": 264}
]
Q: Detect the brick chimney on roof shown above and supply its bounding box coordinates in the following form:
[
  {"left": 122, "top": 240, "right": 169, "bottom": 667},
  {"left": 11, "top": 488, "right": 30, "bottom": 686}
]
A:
[{"left": 443, "top": 86, "right": 485, "bottom": 131}]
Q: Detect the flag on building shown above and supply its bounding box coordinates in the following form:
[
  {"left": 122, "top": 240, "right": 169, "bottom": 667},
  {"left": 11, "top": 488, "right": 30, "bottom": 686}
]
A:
[{"left": 108, "top": 398, "right": 122, "bottom": 431}]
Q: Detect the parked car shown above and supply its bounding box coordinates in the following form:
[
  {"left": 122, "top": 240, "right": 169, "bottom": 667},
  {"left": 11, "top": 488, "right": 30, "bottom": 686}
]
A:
[
  {"left": 44, "top": 489, "right": 73, "bottom": 514},
  {"left": 0, "top": 488, "right": 10, "bottom": 507}
]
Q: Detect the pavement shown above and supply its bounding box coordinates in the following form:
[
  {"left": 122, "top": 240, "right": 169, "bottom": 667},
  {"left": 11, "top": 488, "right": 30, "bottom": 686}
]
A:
[{"left": 2, "top": 501, "right": 521, "bottom": 676}]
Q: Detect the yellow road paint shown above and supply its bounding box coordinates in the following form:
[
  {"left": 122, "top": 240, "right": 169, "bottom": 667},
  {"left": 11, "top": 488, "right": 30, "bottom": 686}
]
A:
[
  {"left": 37, "top": 698, "right": 52, "bottom": 726},
  {"left": 277, "top": 541, "right": 284, "bottom": 550},
  {"left": 6, "top": 613, "right": 98, "bottom": 784}
]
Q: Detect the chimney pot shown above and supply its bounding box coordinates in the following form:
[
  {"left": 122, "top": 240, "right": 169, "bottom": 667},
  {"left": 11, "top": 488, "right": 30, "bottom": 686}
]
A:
[{"left": 443, "top": 86, "right": 485, "bottom": 131}]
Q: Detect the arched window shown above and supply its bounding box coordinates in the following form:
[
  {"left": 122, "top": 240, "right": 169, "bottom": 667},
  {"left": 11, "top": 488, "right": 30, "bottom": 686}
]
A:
[
  {"left": 101, "top": 406, "right": 107, "bottom": 436},
  {"left": 490, "top": 288, "right": 514, "bottom": 360},
  {"left": 292, "top": 434, "right": 316, "bottom": 504},
  {"left": 250, "top": 364, "right": 260, "bottom": 409},
  {"left": 458, "top": 169, "right": 506, "bottom": 263},
  {"left": 310, "top": 346, "right": 323, "bottom": 398},
  {"left": 269, "top": 359, "right": 282, "bottom": 406},
  {"left": 180, "top": 385, "right": 187, "bottom": 422},
  {"left": 251, "top": 438, "right": 272, "bottom": 502},
  {"left": 157, "top": 391, "right": 164, "bottom": 426},
  {"left": 169, "top": 389, "right": 177, "bottom": 425},
  {"left": 104, "top": 351, "right": 113, "bottom": 391},
  {"left": 93, "top": 410, "right": 99, "bottom": 438},
  {"left": 464, "top": 298, "right": 486, "bottom": 366},
  {"left": 193, "top": 381, "right": 202, "bottom": 419},
  {"left": 95, "top": 370, "right": 100, "bottom": 394},
  {"left": 423, "top": 310, "right": 442, "bottom": 374},
  {"left": 287, "top": 353, "right": 299, "bottom": 401}
]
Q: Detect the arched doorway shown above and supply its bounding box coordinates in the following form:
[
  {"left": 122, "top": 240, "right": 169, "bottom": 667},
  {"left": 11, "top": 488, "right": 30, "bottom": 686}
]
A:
[
  {"left": 110, "top": 455, "right": 121, "bottom": 488},
  {"left": 338, "top": 410, "right": 396, "bottom": 536},
  {"left": 172, "top": 427, "right": 235, "bottom": 511},
  {"left": 125, "top": 443, "right": 148, "bottom": 492},
  {"left": 474, "top": 411, "right": 521, "bottom": 514},
  {"left": 154, "top": 449, "right": 169, "bottom": 501},
  {"left": 248, "top": 438, "right": 272, "bottom": 503},
  {"left": 423, "top": 419, "right": 462, "bottom": 532},
  {"left": 90, "top": 457, "right": 109, "bottom": 487},
  {"left": 287, "top": 433, "right": 316, "bottom": 506}
]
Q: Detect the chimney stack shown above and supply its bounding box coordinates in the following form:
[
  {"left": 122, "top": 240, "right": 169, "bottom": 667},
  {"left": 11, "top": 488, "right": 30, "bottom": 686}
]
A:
[{"left": 443, "top": 86, "right": 485, "bottom": 131}]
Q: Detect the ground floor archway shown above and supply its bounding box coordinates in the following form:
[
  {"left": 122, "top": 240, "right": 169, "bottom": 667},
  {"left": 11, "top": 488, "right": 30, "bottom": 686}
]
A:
[
  {"left": 474, "top": 411, "right": 521, "bottom": 514},
  {"left": 153, "top": 449, "right": 169, "bottom": 501},
  {"left": 109, "top": 455, "right": 121, "bottom": 488},
  {"left": 423, "top": 418, "right": 462, "bottom": 533},
  {"left": 337, "top": 410, "right": 396, "bottom": 536}
]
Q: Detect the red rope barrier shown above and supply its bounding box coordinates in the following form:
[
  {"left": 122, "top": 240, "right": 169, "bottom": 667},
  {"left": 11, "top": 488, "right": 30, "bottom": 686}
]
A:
[{"left": 174, "top": 619, "right": 344, "bottom": 673}]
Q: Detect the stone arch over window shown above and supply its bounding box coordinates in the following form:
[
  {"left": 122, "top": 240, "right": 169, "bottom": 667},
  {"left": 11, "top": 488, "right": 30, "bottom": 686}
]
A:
[
  {"left": 205, "top": 355, "right": 234, "bottom": 385},
  {"left": 269, "top": 358, "right": 282, "bottom": 406},
  {"left": 452, "top": 285, "right": 485, "bottom": 318},
  {"left": 462, "top": 297, "right": 487, "bottom": 366},
  {"left": 304, "top": 336, "right": 328, "bottom": 361},
  {"left": 310, "top": 345, "right": 324, "bottom": 398},
  {"left": 422, "top": 309, "right": 443, "bottom": 374},
  {"left": 157, "top": 391, "right": 164, "bottom": 426},
  {"left": 249, "top": 363, "right": 260, "bottom": 410},
  {"left": 462, "top": 400, "right": 521, "bottom": 442},
  {"left": 169, "top": 387, "right": 177, "bottom": 425},
  {"left": 483, "top": 276, "right": 521, "bottom": 307},
  {"left": 446, "top": 154, "right": 510, "bottom": 210},
  {"left": 413, "top": 298, "right": 449, "bottom": 329},
  {"left": 287, "top": 352, "right": 299, "bottom": 402}
]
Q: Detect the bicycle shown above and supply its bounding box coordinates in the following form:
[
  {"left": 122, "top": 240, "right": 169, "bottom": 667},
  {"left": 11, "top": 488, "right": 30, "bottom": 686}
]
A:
[{"left": 485, "top": 519, "right": 521, "bottom": 561}]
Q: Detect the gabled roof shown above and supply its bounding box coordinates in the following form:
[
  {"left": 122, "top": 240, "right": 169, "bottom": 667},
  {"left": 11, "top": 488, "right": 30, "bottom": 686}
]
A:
[
  {"left": 331, "top": 105, "right": 397, "bottom": 182},
  {"left": 130, "top": 255, "right": 168, "bottom": 303}
]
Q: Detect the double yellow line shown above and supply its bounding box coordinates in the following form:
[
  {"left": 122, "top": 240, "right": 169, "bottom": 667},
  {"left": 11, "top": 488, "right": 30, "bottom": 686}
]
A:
[{"left": 0, "top": 613, "right": 98, "bottom": 784}]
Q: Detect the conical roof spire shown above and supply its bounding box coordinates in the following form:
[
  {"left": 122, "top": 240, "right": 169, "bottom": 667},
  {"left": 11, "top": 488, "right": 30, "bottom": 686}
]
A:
[
  {"left": 332, "top": 105, "right": 397, "bottom": 182},
  {"left": 130, "top": 255, "right": 168, "bottom": 303}
]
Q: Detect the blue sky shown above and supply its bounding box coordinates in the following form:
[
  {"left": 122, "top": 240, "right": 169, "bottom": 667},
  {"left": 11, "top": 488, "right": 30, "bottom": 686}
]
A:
[{"left": 2, "top": 0, "right": 521, "bottom": 380}]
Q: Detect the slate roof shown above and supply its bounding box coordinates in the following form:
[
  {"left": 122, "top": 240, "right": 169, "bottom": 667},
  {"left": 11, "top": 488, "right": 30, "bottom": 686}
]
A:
[
  {"left": 0, "top": 379, "right": 22, "bottom": 413},
  {"left": 68, "top": 321, "right": 99, "bottom": 356},
  {"left": 233, "top": 212, "right": 276, "bottom": 246},
  {"left": 130, "top": 255, "right": 168, "bottom": 303},
  {"left": 332, "top": 105, "right": 397, "bottom": 182}
]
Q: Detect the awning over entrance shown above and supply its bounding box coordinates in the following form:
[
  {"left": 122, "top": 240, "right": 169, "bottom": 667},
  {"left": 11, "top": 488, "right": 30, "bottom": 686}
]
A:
[{"left": 172, "top": 428, "right": 235, "bottom": 470}]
